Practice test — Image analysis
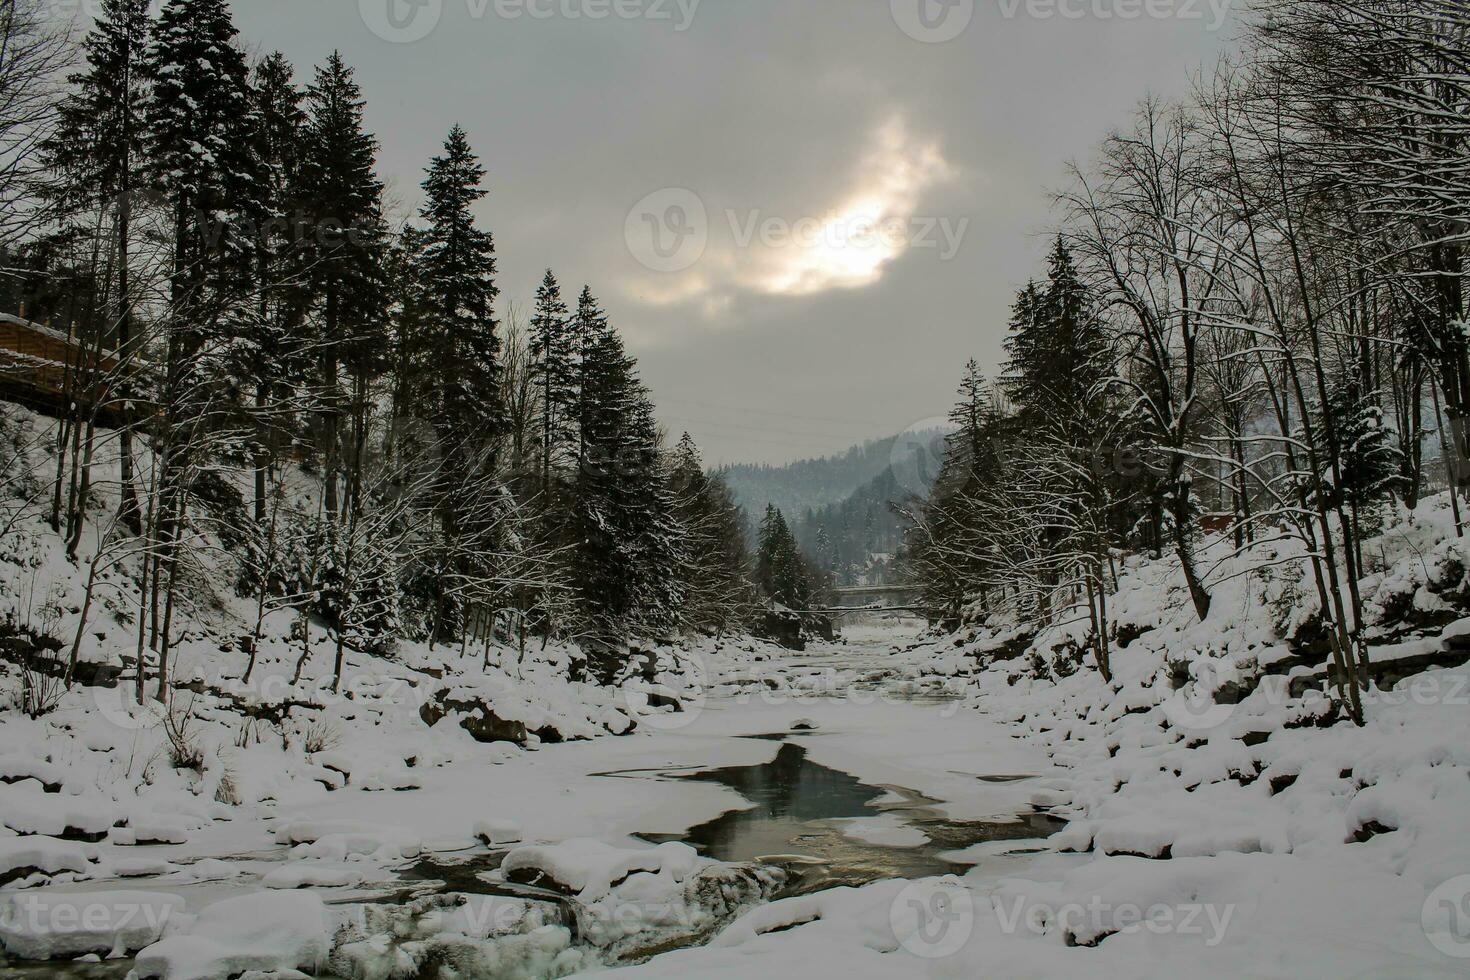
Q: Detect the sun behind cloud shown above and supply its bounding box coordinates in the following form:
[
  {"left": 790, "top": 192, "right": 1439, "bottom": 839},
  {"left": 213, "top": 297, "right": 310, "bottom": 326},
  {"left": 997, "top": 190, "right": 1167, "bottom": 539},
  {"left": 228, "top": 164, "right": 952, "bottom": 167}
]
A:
[
  {"left": 751, "top": 117, "right": 952, "bottom": 297},
  {"left": 626, "top": 114, "right": 955, "bottom": 316}
]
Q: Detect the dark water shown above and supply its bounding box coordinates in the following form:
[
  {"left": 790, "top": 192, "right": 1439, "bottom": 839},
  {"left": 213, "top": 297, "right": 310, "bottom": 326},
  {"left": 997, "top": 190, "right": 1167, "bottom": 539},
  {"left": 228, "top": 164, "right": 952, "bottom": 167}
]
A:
[
  {"left": 0, "top": 959, "right": 134, "bottom": 980},
  {"left": 639, "top": 740, "right": 1064, "bottom": 893}
]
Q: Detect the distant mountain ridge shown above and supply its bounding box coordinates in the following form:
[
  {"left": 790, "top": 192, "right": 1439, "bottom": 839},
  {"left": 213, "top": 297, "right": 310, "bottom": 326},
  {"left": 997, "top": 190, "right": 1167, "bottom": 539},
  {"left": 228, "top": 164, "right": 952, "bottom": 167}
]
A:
[
  {"left": 717, "top": 434, "right": 913, "bottom": 526},
  {"left": 718, "top": 428, "right": 948, "bottom": 585}
]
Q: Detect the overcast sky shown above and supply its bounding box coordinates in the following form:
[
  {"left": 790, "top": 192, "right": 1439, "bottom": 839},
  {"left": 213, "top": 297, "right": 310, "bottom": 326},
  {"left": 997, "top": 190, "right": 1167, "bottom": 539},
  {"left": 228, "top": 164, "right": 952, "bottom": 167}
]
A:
[{"left": 223, "top": 0, "right": 1234, "bottom": 465}]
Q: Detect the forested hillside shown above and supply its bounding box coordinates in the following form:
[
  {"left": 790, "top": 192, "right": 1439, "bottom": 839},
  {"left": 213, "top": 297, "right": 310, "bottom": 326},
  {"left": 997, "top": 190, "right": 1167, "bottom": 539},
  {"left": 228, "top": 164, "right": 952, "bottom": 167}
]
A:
[
  {"left": 718, "top": 435, "right": 915, "bottom": 528},
  {"left": 0, "top": 0, "right": 762, "bottom": 706},
  {"left": 723, "top": 430, "right": 943, "bottom": 586},
  {"left": 901, "top": 3, "right": 1470, "bottom": 732},
  {"left": 794, "top": 467, "right": 912, "bottom": 587}
]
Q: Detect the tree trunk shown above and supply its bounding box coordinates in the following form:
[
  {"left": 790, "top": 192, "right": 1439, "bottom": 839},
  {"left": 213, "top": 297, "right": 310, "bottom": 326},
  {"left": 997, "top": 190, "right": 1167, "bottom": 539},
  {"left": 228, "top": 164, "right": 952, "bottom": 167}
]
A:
[{"left": 1169, "top": 476, "right": 1211, "bottom": 621}]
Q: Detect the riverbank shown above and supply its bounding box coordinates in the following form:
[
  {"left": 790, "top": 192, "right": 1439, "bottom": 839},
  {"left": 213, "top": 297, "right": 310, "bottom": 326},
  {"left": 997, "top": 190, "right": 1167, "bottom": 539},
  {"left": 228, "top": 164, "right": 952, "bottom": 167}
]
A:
[
  {"left": 0, "top": 628, "right": 1071, "bottom": 978},
  {"left": 606, "top": 622, "right": 1470, "bottom": 979},
  {"left": 7, "top": 615, "right": 1467, "bottom": 978}
]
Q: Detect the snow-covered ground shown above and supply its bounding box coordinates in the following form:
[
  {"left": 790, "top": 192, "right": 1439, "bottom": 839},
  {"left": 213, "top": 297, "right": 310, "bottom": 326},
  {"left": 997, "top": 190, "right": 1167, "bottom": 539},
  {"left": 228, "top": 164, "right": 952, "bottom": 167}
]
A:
[
  {"left": 6, "top": 616, "right": 1470, "bottom": 977},
  {"left": 0, "top": 626, "right": 1068, "bottom": 978},
  {"left": 6, "top": 402, "right": 1470, "bottom": 980}
]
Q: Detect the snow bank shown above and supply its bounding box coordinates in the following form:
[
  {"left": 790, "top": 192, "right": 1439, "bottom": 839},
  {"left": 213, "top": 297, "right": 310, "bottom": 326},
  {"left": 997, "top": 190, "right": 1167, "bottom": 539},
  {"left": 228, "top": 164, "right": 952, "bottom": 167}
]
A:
[
  {"left": 0, "top": 890, "right": 183, "bottom": 959},
  {"left": 273, "top": 820, "right": 422, "bottom": 861},
  {"left": 501, "top": 839, "right": 701, "bottom": 900},
  {"left": 132, "top": 892, "right": 329, "bottom": 980},
  {"left": 0, "top": 835, "right": 94, "bottom": 883}
]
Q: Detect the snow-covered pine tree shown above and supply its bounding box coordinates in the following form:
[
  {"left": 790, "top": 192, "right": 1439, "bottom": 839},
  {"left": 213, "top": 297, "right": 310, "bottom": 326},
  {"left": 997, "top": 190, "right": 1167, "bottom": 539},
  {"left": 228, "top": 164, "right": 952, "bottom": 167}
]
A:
[
  {"left": 755, "top": 504, "right": 781, "bottom": 600},
  {"left": 564, "top": 295, "right": 683, "bottom": 646},
  {"left": 947, "top": 358, "right": 991, "bottom": 478},
  {"left": 142, "top": 0, "right": 269, "bottom": 699},
  {"left": 754, "top": 506, "right": 809, "bottom": 609},
  {"left": 572, "top": 285, "right": 608, "bottom": 471},
  {"left": 46, "top": 0, "right": 150, "bottom": 340},
  {"left": 529, "top": 269, "right": 575, "bottom": 493},
  {"left": 670, "top": 433, "right": 757, "bottom": 634},
  {"left": 386, "top": 224, "right": 429, "bottom": 457},
  {"left": 403, "top": 125, "right": 503, "bottom": 642},
  {"left": 1002, "top": 238, "right": 1109, "bottom": 438},
  {"left": 146, "top": 0, "right": 266, "bottom": 334},
  {"left": 1315, "top": 376, "right": 1408, "bottom": 569},
  {"left": 627, "top": 393, "right": 684, "bottom": 635},
  {"left": 568, "top": 296, "right": 641, "bottom": 640},
  {"left": 298, "top": 52, "right": 389, "bottom": 521},
  {"left": 243, "top": 52, "right": 309, "bottom": 525},
  {"left": 415, "top": 124, "right": 502, "bottom": 461}
]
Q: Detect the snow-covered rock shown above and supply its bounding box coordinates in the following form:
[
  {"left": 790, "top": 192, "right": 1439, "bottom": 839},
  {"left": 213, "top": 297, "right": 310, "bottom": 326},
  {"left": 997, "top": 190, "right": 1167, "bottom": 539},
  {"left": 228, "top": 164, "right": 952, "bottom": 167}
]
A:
[
  {"left": 0, "top": 890, "right": 184, "bottom": 960},
  {"left": 473, "top": 819, "right": 523, "bottom": 846},
  {"left": 501, "top": 839, "right": 701, "bottom": 900},
  {"left": 0, "top": 835, "right": 94, "bottom": 884},
  {"left": 132, "top": 892, "right": 330, "bottom": 980},
  {"left": 262, "top": 862, "right": 364, "bottom": 889}
]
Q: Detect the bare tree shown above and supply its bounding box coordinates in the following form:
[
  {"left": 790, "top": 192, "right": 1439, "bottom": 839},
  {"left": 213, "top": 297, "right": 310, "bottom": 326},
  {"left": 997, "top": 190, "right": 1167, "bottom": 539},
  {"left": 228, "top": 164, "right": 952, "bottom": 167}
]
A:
[
  {"left": 0, "top": 0, "right": 69, "bottom": 250},
  {"left": 1062, "top": 99, "right": 1226, "bottom": 621}
]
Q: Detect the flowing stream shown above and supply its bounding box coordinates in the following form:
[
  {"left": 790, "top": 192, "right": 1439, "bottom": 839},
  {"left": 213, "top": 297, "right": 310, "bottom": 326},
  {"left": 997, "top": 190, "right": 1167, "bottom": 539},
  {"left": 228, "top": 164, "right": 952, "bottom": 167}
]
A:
[{"left": 4, "top": 629, "right": 1062, "bottom": 978}]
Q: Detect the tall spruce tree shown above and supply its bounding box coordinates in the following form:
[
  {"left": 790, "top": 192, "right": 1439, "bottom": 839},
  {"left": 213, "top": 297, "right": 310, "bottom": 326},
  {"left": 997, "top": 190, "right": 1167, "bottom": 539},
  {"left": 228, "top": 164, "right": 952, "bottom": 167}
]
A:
[
  {"left": 407, "top": 126, "right": 502, "bottom": 643},
  {"left": 415, "top": 124, "right": 503, "bottom": 481},
  {"left": 947, "top": 358, "right": 992, "bottom": 481},
  {"left": 567, "top": 295, "right": 681, "bottom": 644},
  {"left": 244, "top": 52, "right": 308, "bottom": 524},
  {"left": 529, "top": 269, "right": 574, "bottom": 492},
  {"left": 1002, "top": 238, "right": 1109, "bottom": 440},
  {"left": 570, "top": 298, "right": 641, "bottom": 637},
  {"left": 572, "top": 285, "right": 608, "bottom": 470},
  {"left": 298, "top": 52, "right": 389, "bottom": 520},
  {"left": 142, "top": 0, "right": 267, "bottom": 699},
  {"left": 627, "top": 393, "right": 683, "bottom": 634},
  {"left": 670, "top": 433, "right": 757, "bottom": 634},
  {"left": 146, "top": 0, "right": 265, "bottom": 332},
  {"left": 755, "top": 506, "right": 810, "bottom": 609},
  {"left": 387, "top": 224, "right": 429, "bottom": 454}
]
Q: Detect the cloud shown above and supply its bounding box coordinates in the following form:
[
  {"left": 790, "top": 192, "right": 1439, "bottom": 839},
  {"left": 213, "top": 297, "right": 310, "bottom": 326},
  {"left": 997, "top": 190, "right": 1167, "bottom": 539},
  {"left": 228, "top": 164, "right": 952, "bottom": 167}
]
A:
[
  {"left": 625, "top": 113, "right": 955, "bottom": 316},
  {"left": 743, "top": 116, "right": 953, "bottom": 297}
]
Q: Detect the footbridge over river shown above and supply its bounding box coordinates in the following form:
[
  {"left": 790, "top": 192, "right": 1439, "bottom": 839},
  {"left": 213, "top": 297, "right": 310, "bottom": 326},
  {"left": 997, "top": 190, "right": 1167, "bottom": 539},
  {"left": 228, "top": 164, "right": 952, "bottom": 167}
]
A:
[{"left": 798, "top": 584, "right": 942, "bottom": 624}]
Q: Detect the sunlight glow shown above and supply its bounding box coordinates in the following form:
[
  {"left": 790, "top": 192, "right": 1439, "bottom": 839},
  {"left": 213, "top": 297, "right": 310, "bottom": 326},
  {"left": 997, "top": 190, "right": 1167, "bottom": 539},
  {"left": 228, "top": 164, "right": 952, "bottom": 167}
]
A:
[
  {"left": 624, "top": 114, "right": 954, "bottom": 317},
  {"left": 752, "top": 118, "right": 952, "bottom": 297}
]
